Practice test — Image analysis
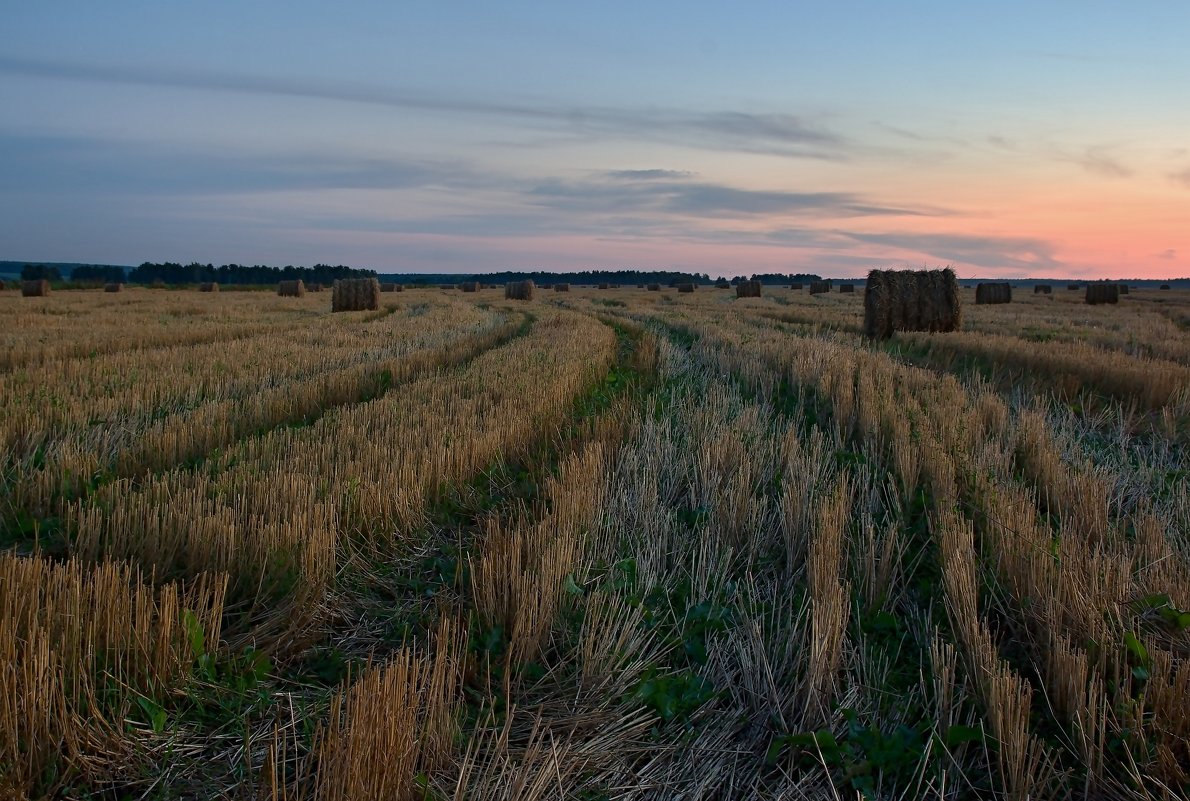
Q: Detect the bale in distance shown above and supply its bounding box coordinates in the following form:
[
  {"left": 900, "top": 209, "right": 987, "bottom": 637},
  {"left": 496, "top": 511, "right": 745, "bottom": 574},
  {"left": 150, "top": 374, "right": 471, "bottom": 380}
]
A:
[
  {"left": 332, "top": 277, "right": 381, "bottom": 312},
  {"left": 380, "top": 282, "right": 398, "bottom": 292},
  {"left": 0, "top": 280, "right": 5, "bottom": 290},
  {"left": 505, "top": 280, "right": 534, "bottom": 300},
  {"left": 307, "top": 282, "right": 323, "bottom": 292},
  {"left": 554, "top": 283, "right": 570, "bottom": 292},
  {"left": 715, "top": 278, "right": 730, "bottom": 289},
  {"left": 199, "top": 282, "right": 219, "bottom": 292},
  {"left": 21, "top": 279, "right": 50, "bottom": 297},
  {"left": 735, "top": 280, "right": 762, "bottom": 298},
  {"left": 1118, "top": 284, "right": 1130, "bottom": 295},
  {"left": 646, "top": 283, "right": 661, "bottom": 291},
  {"left": 103, "top": 282, "right": 123, "bottom": 293},
  {"left": 151, "top": 278, "right": 166, "bottom": 289},
  {"left": 598, "top": 283, "right": 610, "bottom": 289},
  {"left": 862, "top": 267, "right": 962, "bottom": 340},
  {"left": 1085, "top": 283, "right": 1119, "bottom": 305},
  {"left": 809, "top": 280, "right": 830, "bottom": 295},
  {"left": 1067, "top": 283, "right": 1080, "bottom": 290},
  {"left": 838, "top": 283, "right": 855, "bottom": 294},
  {"left": 677, "top": 282, "right": 696, "bottom": 293},
  {"left": 1034, "top": 285, "right": 1052, "bottom": 294},
  {"left": 278, "top": 280, "right": 306, "bottom": 297},
  {"left": 1160, "top": 284, "right": 1171, "bottom": 290},
  {"left": 975, "top": 282, "right": 1012, "bottom": 305},
  {"left": 460, "top": 281, "right": 480, "bottom": 292},
  {"left": 790, "top": 283, "right": 803, "bottom": 290}
]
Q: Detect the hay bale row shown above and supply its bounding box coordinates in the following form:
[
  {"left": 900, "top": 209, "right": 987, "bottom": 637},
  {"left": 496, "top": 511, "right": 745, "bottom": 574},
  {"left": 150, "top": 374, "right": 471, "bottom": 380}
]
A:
[
  {"left": 975, "top": 282, "right": 1012, "bottom": 305},
  {"left": 862, "top": 268, "right": 962, "bottom": 340},
  {"left": 104, "top": 283, "right": 123, "bottom": 293},
  {"left": 199, "top": 282, "right": 219, "bottom": 292},
  {"left": 736, "top": 280, "right": 761, "bottom": 298},
  {"left": 505, "top": 280, "right": 534, "bottom": 300},
  {"left": 554, "top": 283, "right": 570, "bottom": 292},
  {"left": 677, "top": 282, "right": 695, "bottom": 293},
  {"left": 460, "top": 281, "right": 480, "bottom": 292},
  {"left": 21, "top": 279, "right": 50, "bottom": 297},
  {"left": 278, "top": 280, "right": 306, "bottom": 297},
  {"left": 646, "top": 283, "right": 661, "bottom": 291},
  {"left": 1034, "top": 285, "right": 1051, "bottom": 294},
  {"left": 1086, "top": 283, "right": 1119, "bottom": 305},
  {"left": 838, "top": 283, "right": 855, "bottom": 293},
  {"left": 332, "top": 277, "right": 381, "bottom": 311},
  {"left": 809, "top": 280, "right": 830, "bottom": 295}
]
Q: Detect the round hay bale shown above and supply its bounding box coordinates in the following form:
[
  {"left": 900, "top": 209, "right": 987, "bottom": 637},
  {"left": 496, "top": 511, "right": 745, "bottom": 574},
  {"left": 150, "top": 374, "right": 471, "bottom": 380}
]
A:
[
  {"left": 1033, "top": 285, "right": 1052, "bottom": 294},
  {"left": 1118, "top": 284, "right": 1130, "bottom": 295},
  {"left": 789, "top": 283, "right": 803, "bottom": 290},
  {"left": 646, "top": 283, "right": 661, "bottom": 291},
  {"left": 677, "top": 282, "right": 696, "bottom": 293},
  {"left": 1085, "top": 283, "right": 1119, "bottom": 305},
  {"left": 735, "top": 280, "right": 762, "bottom": 298},
  {"left": 863, "top": 267, "right": 961, "bottom": 339},
  {"left": 975, "top": 282, "right": 1012, "bottom": 305},
  {"left": 553, "top": 283, "right": 570, "bottom": 292},
  {"left": 332, "top": 277, "right": 381, "bottom": 311},
  {"left": 809, "top": 280, "right": 830, "bottom": 295},
  {"left": 380, "top": 282, "right": 398, "bottom": 292},
  {"left": 103, "top": 282, "right": 123, "bottom": 293},
  {"left": 199, "top": 282, "right": 219, "bottom": 292},
  {"left": 21, "top": 279, "right": 50, "bottom": 297},
  {"left": 278, "top": 280, "right": 306, "bottom": 297},
  {"left": 461, "top": 281, "right": 480, "bottom": 292},
  {"left": 505, "top": 280, "right": 535, "bottom": 300},
  {"left": 598, "top": 283, "right": 610, "bottom": 289},
  {"left": 1160, "top": 284, "right": 1171, "bottom": 290},
  {"left": 838, "top": 283, "right": 855, "bottom": 293}
]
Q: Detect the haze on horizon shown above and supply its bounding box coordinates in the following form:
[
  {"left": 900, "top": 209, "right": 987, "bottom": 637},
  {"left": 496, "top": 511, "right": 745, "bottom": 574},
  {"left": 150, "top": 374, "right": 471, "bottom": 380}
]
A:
[{"left": 2, "top": 1, "right": 1188, "bottom": 280}]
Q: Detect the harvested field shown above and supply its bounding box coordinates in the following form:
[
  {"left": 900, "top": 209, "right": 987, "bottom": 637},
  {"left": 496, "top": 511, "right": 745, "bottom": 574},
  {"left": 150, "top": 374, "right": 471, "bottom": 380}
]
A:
[{"left": 2, "top": 283, "right": 1187, "bottom": 800}]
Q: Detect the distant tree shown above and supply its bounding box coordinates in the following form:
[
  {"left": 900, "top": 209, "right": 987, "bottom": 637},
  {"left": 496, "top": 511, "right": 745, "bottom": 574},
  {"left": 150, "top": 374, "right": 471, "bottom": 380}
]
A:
[{"left": 21, "top": 264, "right": 61, "bottom": 281}]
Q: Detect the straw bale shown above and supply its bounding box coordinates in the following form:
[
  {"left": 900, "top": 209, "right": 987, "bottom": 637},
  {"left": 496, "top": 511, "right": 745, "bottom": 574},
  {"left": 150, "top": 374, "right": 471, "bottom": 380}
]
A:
[
  {"left": 332, "top": 277, "right": 381, "bottom": 311},
  {"left": 975, "top": 282, "right": 1012, "bottom": 304},
  {"left": 460, "top": 281, "right": 480, "bottom": 292},
  {"left": 735, "top": 280, "right": 762, "bottom": 298},
  {"left": 1160, "top": 284, "right": 1171, "bottom": 290},
  {"left": 505, "top": 280, "right": 535, "bottom": 300},
  {"left": 380, "top": 283, "right": 397, "bottom": 292},
  {"left": 863, "top": 267, "right": 962, "bottom": 339},
  {"left": 838, "top": 283, "right": 855, "bottom": 293},
  {"left": 199, "top": 282, "right": 219, "bottom": 292},
  {"left": 103, "top": 282, "right": 123, "bottom": 293},
  {"left": 1118, "top": 284, "right": 1129, "bottom": 295},
  {"left": 809, "top": 280, "right": 830, "bottom": 295},
  {"left": 1085, "top": 283, "right": 1119, "bottom": 305},
  {"left": 278, "top": 279, "right": 306, "bottom": 297},
  {"left": 554, "top": 283, "right": 570, "bottom": 292},
  {"left": 598, "top": 282, "right": 610, "bottom": 289},
  {"left": 21, "top": 279, "right": 50, "bottom": 297},
  {"left": 1033, "top": 285, "right": 1051, "bottom": 294},
  {"left": 677, "top": 282, "right": 696, "bottom": 293}
]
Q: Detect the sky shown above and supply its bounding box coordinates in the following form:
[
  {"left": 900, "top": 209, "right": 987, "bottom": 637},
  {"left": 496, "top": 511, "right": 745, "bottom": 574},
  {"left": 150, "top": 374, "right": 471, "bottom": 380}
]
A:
[{"left": 2, "top": 2, "right": 1189, "bottom": 279}]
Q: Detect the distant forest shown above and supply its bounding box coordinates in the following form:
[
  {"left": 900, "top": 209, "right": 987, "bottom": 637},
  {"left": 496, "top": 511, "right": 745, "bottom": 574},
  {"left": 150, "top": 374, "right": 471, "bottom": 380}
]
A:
[
  {"left": 403, "top": 269, "right": 824, "bottom": 286},
  {"left": 128, "top": 262, "right": 376, "bottom": 285}
]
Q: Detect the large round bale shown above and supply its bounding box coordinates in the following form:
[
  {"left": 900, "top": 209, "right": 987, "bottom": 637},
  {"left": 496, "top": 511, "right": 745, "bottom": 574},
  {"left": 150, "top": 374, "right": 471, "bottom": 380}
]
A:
[
  {"left": 838, "top": 283, "right": 855, "bottom": 293},
  {"left": 678, "top": 282, "right": 696, "bottom": 293},
  {"left": 0, "top": 280, "right": 5, "bottom": 290},
  {"left": 278, "top": 280, "right": 306, "bottom": 297},
  {"left": 103, "top": 283, "right": 123, "bottom": 293},
  {"left": 1160, "top": 284, "right": 1171, "bottom": 290},
  {"left": 1086, "top": 283, "right": 1119, "bottom": 305},
  {"left": 1118, "top": 284, "right": 1130, "bottom": 295},
  {"left": 505, "top": 280, "right": 534, "bottom": 300},
  {"left": 21, "top": 279, "right": 50, "bottom": 297},
  {"left": 380, "top": 282, "right": 398, "bottom": 292},
  {"left": 460, "top": 281, "right": 480, "bottom": 292},
  {"left": 809, "top": 280, "right": 830, "bottom": 295},
  {"left": 646, "top": 283, "right": 661, "bottom": 291},
  {"left": 199, "top": 282, "right": 219, "bottom": 292},
  {"left": 598, "top": 282, "right": 610, "bottom": 289},
  {"left": 1034, "top": 284, "right": 1052, "bottom": 294},
  {"left": 332, "top": 277, "right": 381, "bottom": 311},
  {"left": 554, "top": 283, "right": 570, "bottom": 292},
  {"left": 735, "top": 280, "right": 762, "bottom": 298},
  {"left": 790, "top": 283, "right": 803, "bottom": 290},
  {"left": 862, "top": 267, "right": 962, "bottom": 340},
  {"left": 307, "top": 282, "right": 323, "bottom": 292},
  {"left": 975, "top": 282, "right": 1012, "bottom": 305}
]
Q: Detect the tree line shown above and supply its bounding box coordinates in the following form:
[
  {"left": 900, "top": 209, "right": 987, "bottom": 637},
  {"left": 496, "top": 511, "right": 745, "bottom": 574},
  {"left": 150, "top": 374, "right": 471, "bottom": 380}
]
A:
[{"left": 128, "top": 263, "right": 376, "bottom": 285}]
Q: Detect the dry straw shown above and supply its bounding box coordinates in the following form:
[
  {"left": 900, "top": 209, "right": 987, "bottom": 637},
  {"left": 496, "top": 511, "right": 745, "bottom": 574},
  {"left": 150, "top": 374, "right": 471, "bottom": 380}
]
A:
[
  {"left": 975, "top": 282, "right": 1012, "bottom": 304},
  {"left": 21, "top": 279, "right": 50, "bottom": 297},
  {"left": 735, "top": 280, "right": 761, "bottom": 298},
  {"left": 199, "top": 282, "right": 219, "bottom": 292},
  {"left": 103, "top": 283, "right": 123, "bottom": 293},
  {"left": 278, "top": 280, "right": 306, "bottom": 297},
  {"left": 332, "top": 278, "right": 381, "bottom": 311},
  {"left": 1085, "top": 283, "right": 1119, "bottom": 305},
  {"left": 809, "top": 280, "right": 830, "bottom": 295},
  {"left": 862, "top": 267, "right": 962, "bottom": 339},
  {"left": 504, "top": 280, "right": 534, "bottom": 300}
]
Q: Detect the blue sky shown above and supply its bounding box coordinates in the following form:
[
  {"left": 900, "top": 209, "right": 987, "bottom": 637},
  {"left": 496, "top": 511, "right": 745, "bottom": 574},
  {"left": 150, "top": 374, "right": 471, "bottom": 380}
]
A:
[{"left": 3, "top": 1, "right": 1189, "bottom": 277}]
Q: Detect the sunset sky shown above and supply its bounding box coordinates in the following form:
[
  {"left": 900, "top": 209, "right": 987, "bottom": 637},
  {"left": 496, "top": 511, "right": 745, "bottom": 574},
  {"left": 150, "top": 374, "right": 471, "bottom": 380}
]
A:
[{"left": 2, "top": 2, "right": 1188, "bottom": 278}]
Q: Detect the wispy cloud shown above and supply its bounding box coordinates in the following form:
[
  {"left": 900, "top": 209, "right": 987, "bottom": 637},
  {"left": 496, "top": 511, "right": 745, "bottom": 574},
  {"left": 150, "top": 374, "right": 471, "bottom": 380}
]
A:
[
  {"left": 0, "top": 55, "right": 847, "bottom": 159},
  {"left": 603, "top": 169, "right": 694, "bottom": 180},
  {"left": 842, "top": 230, "right": 1062, "bottom": 271},
  {"left": 1169, "top": 168, "right": 1190, "bottom": 188},
  {"left": 1059, "top": 145, "right": 1132, "bottom": 178}
]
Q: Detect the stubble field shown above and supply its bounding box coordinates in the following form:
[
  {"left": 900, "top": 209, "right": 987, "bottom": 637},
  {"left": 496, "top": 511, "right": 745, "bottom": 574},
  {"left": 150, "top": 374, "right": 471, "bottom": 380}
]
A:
[{"left": 2, "top": 282, "right": 1188, "bottom": 800}]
